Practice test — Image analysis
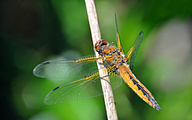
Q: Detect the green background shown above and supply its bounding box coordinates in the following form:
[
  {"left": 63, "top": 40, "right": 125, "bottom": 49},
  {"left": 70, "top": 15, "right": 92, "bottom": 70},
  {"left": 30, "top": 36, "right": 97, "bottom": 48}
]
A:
[{"left": 1, "top": 0, "right": 192, "bottom": 119}]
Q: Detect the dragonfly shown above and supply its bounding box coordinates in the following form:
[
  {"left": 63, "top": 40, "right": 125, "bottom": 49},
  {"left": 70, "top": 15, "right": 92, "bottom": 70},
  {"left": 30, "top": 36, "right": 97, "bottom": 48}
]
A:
[{"left": 33, "top": 17, "right": 161, "bottom": 111}]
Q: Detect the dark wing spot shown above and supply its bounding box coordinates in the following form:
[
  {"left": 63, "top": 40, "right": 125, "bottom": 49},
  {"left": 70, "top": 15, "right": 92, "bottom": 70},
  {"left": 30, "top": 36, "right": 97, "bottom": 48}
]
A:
[
  {"left": 52, "top": 86, "right": 59, "bottom": 91},
  {"left": 42, "top": 61, "right": 50, "bottom": 64}
]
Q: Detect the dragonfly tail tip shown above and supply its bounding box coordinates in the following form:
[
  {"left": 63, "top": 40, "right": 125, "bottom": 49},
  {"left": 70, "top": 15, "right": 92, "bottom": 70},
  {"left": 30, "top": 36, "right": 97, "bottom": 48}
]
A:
[{"left": 155, "top": 105, "right": 162, "bottom": 111}]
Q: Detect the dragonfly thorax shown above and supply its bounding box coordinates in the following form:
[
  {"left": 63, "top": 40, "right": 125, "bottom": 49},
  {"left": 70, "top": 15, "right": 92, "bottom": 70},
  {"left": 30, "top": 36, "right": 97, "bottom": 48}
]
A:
[{"left": 95, "top": 39, "right": 128, "bottom": 74}]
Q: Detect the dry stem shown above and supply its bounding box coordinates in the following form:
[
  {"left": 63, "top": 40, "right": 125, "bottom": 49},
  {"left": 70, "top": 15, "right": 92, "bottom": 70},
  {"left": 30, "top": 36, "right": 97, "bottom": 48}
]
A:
[{"left": 85, "top": 0, "right": 118, "bottom": 119}]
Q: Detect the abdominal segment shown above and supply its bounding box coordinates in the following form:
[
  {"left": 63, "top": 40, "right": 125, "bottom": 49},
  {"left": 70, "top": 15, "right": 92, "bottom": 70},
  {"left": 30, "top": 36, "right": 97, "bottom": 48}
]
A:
[{"left": 118, "top": 65, "right": 161, "bottom": 110}]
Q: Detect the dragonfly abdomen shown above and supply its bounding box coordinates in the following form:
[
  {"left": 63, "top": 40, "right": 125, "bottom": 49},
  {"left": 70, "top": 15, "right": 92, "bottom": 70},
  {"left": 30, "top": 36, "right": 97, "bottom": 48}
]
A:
[{"left": 118, "top": 64, "right": 161, "bottom": 111}]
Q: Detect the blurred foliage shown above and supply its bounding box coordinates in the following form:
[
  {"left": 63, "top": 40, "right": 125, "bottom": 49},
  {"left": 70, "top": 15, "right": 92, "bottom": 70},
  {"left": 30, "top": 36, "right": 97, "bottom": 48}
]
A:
[{"left": 1, "top": 0, "right": 192, "bottom": 120}]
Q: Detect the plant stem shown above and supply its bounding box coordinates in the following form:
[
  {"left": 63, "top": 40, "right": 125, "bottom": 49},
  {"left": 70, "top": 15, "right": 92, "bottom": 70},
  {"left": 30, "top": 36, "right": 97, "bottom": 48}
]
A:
[{"left": 85, "top": 0, "right": 118, "bottom": 119}]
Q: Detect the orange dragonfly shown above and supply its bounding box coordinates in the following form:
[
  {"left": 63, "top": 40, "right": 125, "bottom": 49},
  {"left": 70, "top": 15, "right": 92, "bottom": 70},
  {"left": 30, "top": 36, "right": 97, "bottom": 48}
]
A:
[{"left": 33, "top": 18, "right": 161, "bottom": 111}]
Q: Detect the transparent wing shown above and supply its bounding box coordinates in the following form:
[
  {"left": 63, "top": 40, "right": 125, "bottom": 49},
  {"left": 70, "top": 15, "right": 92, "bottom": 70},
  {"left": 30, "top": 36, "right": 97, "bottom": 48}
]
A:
[
  {"left": 33, "top": 55, "right": 122, "bottom": 104},
  {"left": 44, "top": 71, "right": 122, "bottom": 104},
  {"left": 125, "top": 32, "right": 143, "bottom": 70},
  {"left": 115, "top": 14, "right": 124, "bottom": 54},
  {"left": 33, "top": 56, "right": 98, "bottom": 81}
]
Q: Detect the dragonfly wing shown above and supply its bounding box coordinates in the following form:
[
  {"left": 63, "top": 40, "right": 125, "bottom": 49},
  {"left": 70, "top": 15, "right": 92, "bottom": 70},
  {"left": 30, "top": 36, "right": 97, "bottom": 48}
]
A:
[
  {"left": 118, "top": 65, "right": 161, "bottom": 110},
  {"left": 109, "top": 72, "right": 122, "bottom": 90},
  {"left": 33, "top": 56, "right": 98, "bottom": 80},
  {"left": 45, "top": 71, "right": 122, "bottom": 104},
  {"left": 115, "top": 14, "right": 124, "bottom": 54},
  {"left": 125, "top": 32, "right": 143, "bottom": 70},
  {"left": 45, "top": 71, "right": 101, "bottom": 104}
]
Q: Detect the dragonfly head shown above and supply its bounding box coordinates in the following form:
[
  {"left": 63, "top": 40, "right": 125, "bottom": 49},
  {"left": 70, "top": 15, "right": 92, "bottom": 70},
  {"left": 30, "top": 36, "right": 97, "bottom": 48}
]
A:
[{"left": 95, "top": 39, "right": 108, "bottom": 53}]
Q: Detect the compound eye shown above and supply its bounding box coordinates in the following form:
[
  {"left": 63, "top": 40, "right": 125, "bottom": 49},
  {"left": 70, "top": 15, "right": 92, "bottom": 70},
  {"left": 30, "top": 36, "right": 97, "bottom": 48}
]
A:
[
  {"left": 94, "top": 41, "right": 101, "bottom": 52},
  {"left": 101, "top": 39, "right": 108, "bottom": 45},
  {"left": 94, "top": 39, "right": 108, "bottom": 53}
]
